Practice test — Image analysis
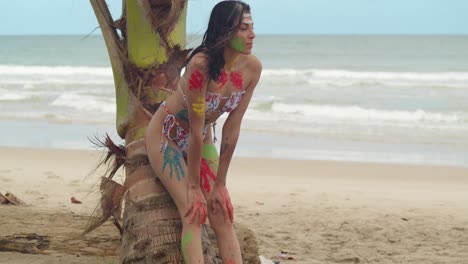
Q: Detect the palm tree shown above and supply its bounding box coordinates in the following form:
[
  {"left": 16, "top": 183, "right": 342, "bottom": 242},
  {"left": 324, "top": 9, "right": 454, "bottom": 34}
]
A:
[{"left": 85, "top": 1, "right": 259, "bottom": 263}]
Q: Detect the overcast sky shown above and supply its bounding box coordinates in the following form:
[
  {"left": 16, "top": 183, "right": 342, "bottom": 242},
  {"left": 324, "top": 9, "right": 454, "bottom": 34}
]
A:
[{"left": 1, "top": 0, "right": 467, "bottom": 35}]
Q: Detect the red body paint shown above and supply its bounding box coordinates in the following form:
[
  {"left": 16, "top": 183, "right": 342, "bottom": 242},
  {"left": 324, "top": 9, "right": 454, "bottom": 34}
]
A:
[
  {"left": 217, "top": 70, "right": 228, "bottom": 89},
  {"left": 189, "top": 69, "right": 205, "bottom": 92},
  {"left": 200, "top": 158, "right": 217, "bottom": 193},
  {"left": 230, "top": 71, "right": 243, "bottom": 90}
]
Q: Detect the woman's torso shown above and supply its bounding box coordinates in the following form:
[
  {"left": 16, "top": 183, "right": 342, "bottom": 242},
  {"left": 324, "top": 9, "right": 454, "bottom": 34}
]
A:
[{"left": 161, "top": 54, "right": 254, "bottom": 132}]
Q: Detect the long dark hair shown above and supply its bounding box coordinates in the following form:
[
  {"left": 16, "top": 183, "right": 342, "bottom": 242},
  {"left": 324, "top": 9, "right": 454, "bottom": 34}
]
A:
[{"left": 185, "top": 0, "right": 251, "bottom": 81}]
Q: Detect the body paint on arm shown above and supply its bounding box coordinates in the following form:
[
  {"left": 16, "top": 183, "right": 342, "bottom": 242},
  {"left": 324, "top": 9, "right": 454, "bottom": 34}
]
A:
[
  {"left": 189, "top": 69, "right": 205, "bottom": 92},
  {"left": 191, "top": 97, "right": 205, "bottom": 117}
]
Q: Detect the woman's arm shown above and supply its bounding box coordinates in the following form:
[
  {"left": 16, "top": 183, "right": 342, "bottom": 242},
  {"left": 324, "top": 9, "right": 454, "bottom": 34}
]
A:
[
  {"left": 217, "top": 56, "right": 262, "bottom": 186},
  {"left": 184, "top": 55, "right": 210, "bottom": 189}
]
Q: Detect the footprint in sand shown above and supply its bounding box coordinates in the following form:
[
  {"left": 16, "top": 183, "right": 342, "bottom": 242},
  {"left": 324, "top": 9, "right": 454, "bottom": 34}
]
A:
[
  {"left": 68, "top": 180, "right": 81, "bottom": 187},
  {"left": 0, "top": 176, "right": 13, "bottom": 182},
  {"left": 293, "top": 188, "right": 308, "bottom": 193},
  {"left": 44, "top": 171, "right": 61, "bottom": 180},
  {"left": 26, "top": 190, "right": 42, "bottom": 195}
]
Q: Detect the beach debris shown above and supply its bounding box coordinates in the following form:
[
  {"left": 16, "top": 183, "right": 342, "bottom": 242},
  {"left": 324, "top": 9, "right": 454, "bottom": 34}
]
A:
[
  {"left": 256, "top": 201, "right": 264, "bottom": 205},
  {"left": 71, "top": 196, "right": 82, "bottom": 204},
  {"left": 82, "top": 177, "right": 126, "bottom": 236},
  {"left": 0, "top": 192, "right": 26, "bottom": 206},
  {"left": 278, "top": 251, "right": 296, "bottom": 260},
  {"left": 259, "top": 255, "right": 276, "bottom": 264},
  {"left": 0, "top": 233, "right": 49, "bottom": 254},
  {"left": 0, "top": 193, "right": 7, "bottom": 204}
]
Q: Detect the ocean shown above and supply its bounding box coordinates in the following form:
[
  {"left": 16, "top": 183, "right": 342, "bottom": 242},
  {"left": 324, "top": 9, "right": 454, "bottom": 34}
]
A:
[{"left": 1, "top": 35, "right": 468, "bottom": 167}]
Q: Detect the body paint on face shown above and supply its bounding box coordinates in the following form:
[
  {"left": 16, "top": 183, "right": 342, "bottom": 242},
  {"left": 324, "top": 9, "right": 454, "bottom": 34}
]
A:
[
  {"left": 162, "top": 146, "right": 185, "bottom": 181},
  {"left": 189, "top": 69, "right": 205, "bottom": 92},
  {"left": 230, "top": 71, "right": 243, "bottom": 90},
  {"left": 243, "top": 13, "right": 254, "bottom": 25},
  {"left": 200, "top": 158, "right": 217, "bottom": 193},
  {"left": 192, "top": 97, "right": 205, "bottom": 116},
  {"left": 176, "top": 109, "right": 189, "bottom": 122},
  {"left": 181, "top": 231, "right": 193, "bottom": 263},
  {"left": 230, "top": 36, "right": 246, "bottom": 53}
]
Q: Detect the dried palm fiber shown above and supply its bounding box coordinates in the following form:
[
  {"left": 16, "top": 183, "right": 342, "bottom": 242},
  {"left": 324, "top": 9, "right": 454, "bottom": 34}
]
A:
[
  {"left": 83, "top": 134, "right": 128, "bottom": 235},
  {"left": 124, "top": 45, "right": 191, "bottom": 114}
]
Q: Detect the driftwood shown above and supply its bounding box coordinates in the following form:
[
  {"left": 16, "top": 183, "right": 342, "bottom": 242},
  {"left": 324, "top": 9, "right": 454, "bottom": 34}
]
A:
[
  {"left": 0, "top": 233, "right": 49, "bottom": 254},
  {"left": 0, "top": 192, "right": 26, "bottom": 206}
]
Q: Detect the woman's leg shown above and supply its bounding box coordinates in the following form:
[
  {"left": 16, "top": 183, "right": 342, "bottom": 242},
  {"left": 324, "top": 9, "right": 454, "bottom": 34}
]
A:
[
  {"left": 146, "top": 112, "right": 204, "bottom": 264},
  {"left": 201, "top": 137, "right": 243, "bottom": 264},
  {"left": 208, "top": 197, "right": 242, "bottom": 264}
]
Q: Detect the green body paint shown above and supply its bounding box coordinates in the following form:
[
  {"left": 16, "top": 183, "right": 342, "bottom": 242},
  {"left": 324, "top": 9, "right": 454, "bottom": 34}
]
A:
[
  {"left": 202, "top": 143, "right": 219, "bottom": 173},
  {"left": 176, "top": 109, "right": 189, "bottom": 122},
  {"left": 162, "top": 145, "right": 185, "bottom": 181},
  {"left": 181, "top": 231, "right": 193, "bottom": 263},
  {"left": 230, "top": 36, "right": 246, "bottom": 53}
]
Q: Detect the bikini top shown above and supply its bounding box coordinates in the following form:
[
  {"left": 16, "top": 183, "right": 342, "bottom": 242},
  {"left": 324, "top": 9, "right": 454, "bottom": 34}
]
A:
[{"left": 180, "top": 86, "right": 246, "bottom": 114}]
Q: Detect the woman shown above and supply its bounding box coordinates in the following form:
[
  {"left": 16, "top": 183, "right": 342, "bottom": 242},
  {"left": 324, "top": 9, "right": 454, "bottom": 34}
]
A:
[{"left": 146, "top": 1, "right": 261, "bottom": 263}]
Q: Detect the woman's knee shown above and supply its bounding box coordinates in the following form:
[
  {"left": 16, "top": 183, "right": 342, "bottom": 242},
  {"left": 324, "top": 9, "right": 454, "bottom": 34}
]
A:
[{"left": 209, "top": 212, "right": 234, "bottom": 235}]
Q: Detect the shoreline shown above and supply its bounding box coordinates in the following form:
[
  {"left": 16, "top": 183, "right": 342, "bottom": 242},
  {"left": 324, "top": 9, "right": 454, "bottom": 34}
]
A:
[{"left": 2, "top": 120, "right": 468, "bottom": 168}]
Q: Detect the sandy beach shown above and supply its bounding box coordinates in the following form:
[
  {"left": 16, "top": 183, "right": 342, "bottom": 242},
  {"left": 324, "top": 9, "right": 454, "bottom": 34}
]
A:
[{"left": 1, "top": 146, "right": 468, "bottom": 264}]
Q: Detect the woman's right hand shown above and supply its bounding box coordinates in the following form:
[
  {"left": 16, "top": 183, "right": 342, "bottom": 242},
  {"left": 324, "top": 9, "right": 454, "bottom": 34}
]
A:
[{"left": 184, "top": 186, "right": 207, "bottom": 225}]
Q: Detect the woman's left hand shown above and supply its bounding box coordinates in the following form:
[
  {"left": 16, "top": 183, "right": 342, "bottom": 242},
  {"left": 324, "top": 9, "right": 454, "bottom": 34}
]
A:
[{"left": 208, "top": 184, "right": 234, "bottom": 223}]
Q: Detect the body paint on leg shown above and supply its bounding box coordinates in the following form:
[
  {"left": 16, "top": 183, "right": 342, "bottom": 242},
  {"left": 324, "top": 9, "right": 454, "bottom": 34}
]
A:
[
  {"left": 202, "top": 143, "right": 219, "bottom": 173},
  {"left": 200, "top": 158, "right": 217, "bottom": 193},
  {"left": 181, "top": 231, "right": 193, "bottom": 263},
  {"left": 176, "top": 109, "right": 189, "bottom": 122},
  {"left": 162, "top": 145, "right": 185, "bottom": 181}
]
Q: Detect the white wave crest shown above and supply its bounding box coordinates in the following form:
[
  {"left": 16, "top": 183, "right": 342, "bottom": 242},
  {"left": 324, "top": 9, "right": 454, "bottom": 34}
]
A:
[
  {"left": 262, "top": 68, "right": 468, "bottom": 83},
  {"left": 51, "top": 93, "right": 115, "bottom": 113},
  {"left": 0, "top": 65, "right": 112, "bottom": 76},
  {"left": 269, "top": 103, "right": 462, "bottom": 124}
]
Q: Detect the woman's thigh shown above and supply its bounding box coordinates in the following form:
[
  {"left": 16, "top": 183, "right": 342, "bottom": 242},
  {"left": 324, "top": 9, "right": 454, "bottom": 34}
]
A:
[{"left": 146, "top": 113, "right": 190, "bottom": 215}]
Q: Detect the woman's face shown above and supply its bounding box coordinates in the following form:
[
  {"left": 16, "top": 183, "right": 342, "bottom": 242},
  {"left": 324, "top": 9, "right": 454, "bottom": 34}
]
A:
[{"left": 229, "top": 12, "right": 255, "bottom": 55}]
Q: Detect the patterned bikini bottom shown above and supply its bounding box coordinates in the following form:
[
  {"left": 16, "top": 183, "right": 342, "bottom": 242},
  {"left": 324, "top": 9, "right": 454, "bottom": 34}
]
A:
[
  {"left": 159, "top": 102, "right": 216, "bottom": 192},
  {"left": 159, "top": 102, "right": 208, "bottom": 160}
]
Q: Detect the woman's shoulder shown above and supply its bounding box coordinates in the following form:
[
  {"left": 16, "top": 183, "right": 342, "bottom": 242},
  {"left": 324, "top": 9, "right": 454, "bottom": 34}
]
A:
[
  {"left": 244, "top": 54, "right": 262, "bottom": 73},
  {"left": 187, "top": 52, "right": 209, "bottom": 71}
]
